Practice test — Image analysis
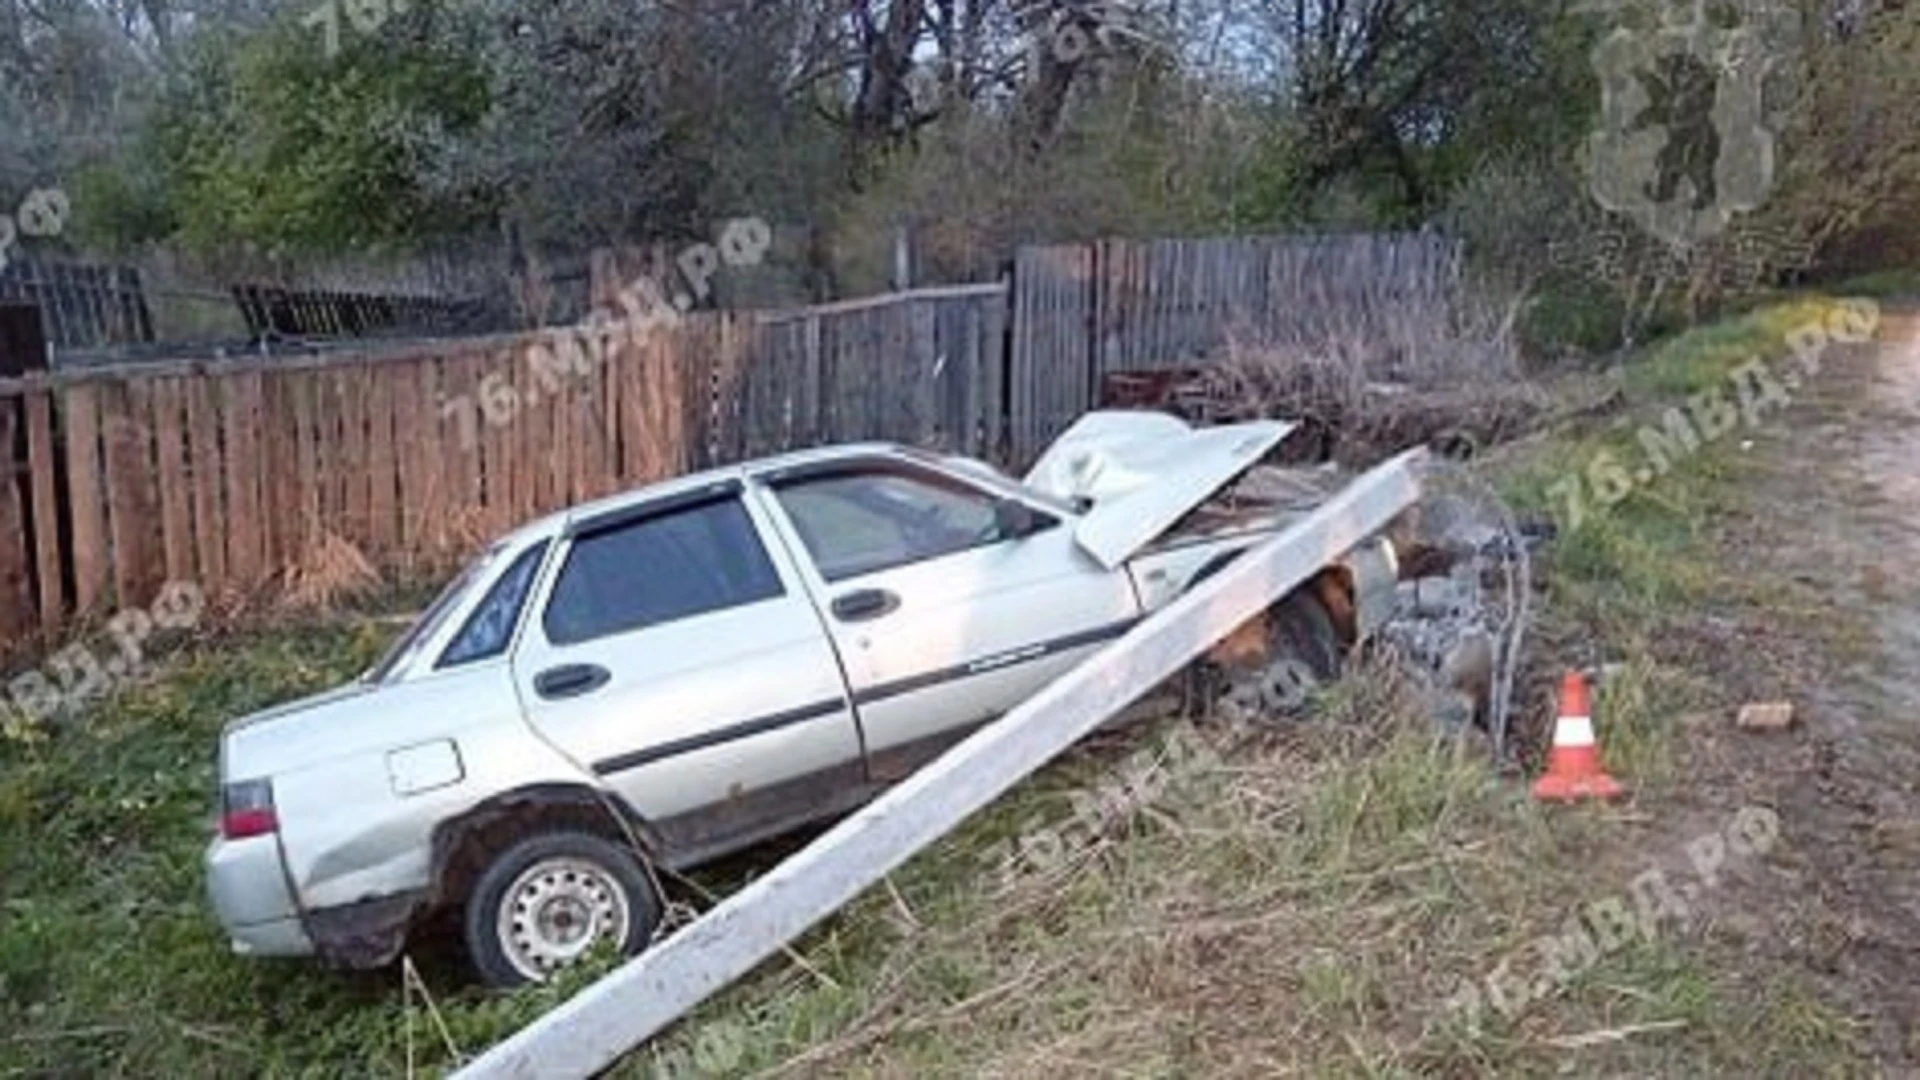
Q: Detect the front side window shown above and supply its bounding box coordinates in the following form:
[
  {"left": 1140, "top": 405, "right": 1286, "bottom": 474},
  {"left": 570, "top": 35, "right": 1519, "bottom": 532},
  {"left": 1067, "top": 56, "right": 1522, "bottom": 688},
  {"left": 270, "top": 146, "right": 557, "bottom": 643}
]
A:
[
  {"left": 543, "top": 497, "right": 785, "bottom": 646},
  {"left": 438, "top": 541, "right": 550, "bottom": 668},
  {"left": 773, "top": 468, "right": 1028, "bottom": 582}
]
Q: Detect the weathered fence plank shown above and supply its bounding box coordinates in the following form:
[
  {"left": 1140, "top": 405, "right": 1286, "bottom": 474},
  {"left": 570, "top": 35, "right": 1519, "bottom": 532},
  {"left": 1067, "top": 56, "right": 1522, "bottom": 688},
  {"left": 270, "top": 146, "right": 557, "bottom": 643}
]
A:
[
  {"left": 342, "top": 364, "right": 372, "bottom": 549},
  {"left": 508, "top": 348, "right": 539, "bottom": 522},
  {"left": 101, "top": 380, "right": 161, "bottom": 608},
  {"left": 0, "top": 400, "right": 33, "bottom": 640},
  {"left": 392, "top": 361, "right": 426, "bottom": 562},
  {"left": 257, "top": 373, "right": 294, "bottom": 571},
  {"left": 221, "top": 372, "right": 264, "bottom": 584},
  {"left": 446, "top": 350, "right": 486, "bottom": 540},
  {"left": 422, "top": 356, "right": 458, "bottom": 558},
  {"left": 545, "top": 347, "right": 572, "bottom": 510},
  {"left": 366, "top": 366, "right": 399, "bottom": 557},
  {"left": 185, "top": 375, "right": 227, "bottom": 588},
  {"left": 291, "top": 372, "right": 321, "bottom": 559},
  {"left": 1010, "top": 245, "right": 1092, "bottom": 463},
  {"left": 24, "top": 390, "right": 63, "bottom": 632},
  {"left": 478, "top": 347, "right": 514, "bottom": 539},
  {"left": 63, "top": 384, "right": 108, "bottom": 613},
  {"left": 151, "top": 378, "right": 194, "bottom": 584}
]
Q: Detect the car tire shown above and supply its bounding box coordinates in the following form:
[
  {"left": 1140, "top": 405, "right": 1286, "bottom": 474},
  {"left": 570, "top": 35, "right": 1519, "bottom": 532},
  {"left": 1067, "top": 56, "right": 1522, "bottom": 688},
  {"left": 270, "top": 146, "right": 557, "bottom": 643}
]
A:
[
  {"left": 1217, "top": 588, "right": 1343, "bottom": 723},
  {"left": 463, "top": 830, "right": 662, "bottom": 988},
  {"left": 1269, "top": 588, "right": 1342, "bottom": 684}
]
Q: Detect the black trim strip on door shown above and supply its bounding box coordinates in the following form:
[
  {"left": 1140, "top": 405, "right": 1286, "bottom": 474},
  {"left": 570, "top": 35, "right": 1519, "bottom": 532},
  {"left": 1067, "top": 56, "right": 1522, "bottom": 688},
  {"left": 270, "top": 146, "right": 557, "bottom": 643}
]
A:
[
  {"left": 590, "top": 617, "right": 1140, "bottom": 775},
  {"left": 565, "top": 479, "right": 743, "bottom": 540},
  {"left": 851, "top": 617, "right": 1140, "bottom": 707},
  {"left": 592, "top": 697, "right": 847, "bottom": 776}
]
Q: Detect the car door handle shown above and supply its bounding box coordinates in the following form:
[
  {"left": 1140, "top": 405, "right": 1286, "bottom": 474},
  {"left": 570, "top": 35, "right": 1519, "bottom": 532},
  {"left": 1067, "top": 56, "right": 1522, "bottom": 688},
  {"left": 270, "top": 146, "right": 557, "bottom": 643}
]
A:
[
  {"left": 830, "top": 588, "right": 899, "bottom": 622},
  {"left": 534, "top": 663, "right": 610, "bottom": 700}
]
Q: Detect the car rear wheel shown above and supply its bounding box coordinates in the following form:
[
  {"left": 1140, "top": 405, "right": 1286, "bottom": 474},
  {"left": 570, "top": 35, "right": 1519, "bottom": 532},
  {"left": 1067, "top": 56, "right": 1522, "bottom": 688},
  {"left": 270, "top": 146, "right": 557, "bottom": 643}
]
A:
[
  {"left": 464, "top": 831, "right": 661, "bottom": 987},
  {"left": 1217, "top": 589, "right": 1343, "bottom": 723}
]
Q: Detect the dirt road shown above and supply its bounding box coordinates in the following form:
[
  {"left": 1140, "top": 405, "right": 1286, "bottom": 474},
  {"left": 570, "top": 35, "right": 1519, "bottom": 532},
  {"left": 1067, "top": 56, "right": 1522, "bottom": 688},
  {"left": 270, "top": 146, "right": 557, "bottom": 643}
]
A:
[{"left": 1708, "top": 305, "right": 1920, "bottom": 1069}]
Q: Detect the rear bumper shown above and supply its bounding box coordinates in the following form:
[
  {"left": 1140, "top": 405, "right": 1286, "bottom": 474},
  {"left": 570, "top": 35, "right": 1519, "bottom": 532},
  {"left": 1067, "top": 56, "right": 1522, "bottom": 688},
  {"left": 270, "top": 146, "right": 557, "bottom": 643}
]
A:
[
  {"left": 206, "top": 834, "right": 427, "bottom": 968},
  {"left": 226, "top": 914, "right": 316, "bottom": 957},
  {"left": 206, "top": 834, "right": 314, "bottom": 957}
]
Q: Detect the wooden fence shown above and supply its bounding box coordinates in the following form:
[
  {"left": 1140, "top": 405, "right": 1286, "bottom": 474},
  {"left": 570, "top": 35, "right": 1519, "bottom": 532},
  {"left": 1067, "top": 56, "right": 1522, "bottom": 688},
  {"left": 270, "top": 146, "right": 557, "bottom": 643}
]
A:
[
  {"left": 1008, "top": 232, "right": 1462, "bottom": 459},
  {"left": 732, "top": 284, "right": 1006, "bottom": 461},
  {"left": 0, "top": 331, "right": 680, "bottom": 638},
  {"left": 0, "top": 230, "right": 1453, "bottom": 649},
  {"left": 0, "top": 284, "right": 1009, "bottom": 644}
]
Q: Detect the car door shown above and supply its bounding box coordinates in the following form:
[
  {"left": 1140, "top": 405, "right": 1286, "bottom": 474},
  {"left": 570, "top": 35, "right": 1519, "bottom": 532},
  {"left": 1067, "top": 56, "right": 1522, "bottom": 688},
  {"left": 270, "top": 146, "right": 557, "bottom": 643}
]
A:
[
  {"left": 511, "top": 479, "right": 864, "bottom": 860},
  {"left": 751, "top": 456, "right": 1139, "bottom": 777}
]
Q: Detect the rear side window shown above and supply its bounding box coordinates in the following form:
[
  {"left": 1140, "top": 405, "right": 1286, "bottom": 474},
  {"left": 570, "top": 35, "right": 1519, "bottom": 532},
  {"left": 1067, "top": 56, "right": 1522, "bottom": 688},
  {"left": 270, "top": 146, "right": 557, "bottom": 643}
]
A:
[
  {"left": 438, "top": 541, "right": 549, "bottom": 668},
  {"left": 543, "top": 497, "right": 784, "bottom": 646}
]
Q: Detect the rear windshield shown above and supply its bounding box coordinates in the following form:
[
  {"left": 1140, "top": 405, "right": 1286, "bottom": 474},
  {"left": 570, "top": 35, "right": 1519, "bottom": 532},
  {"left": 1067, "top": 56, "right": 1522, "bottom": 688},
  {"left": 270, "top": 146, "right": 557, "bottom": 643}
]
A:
[{"left": 364, "top": 545, "right": 503, "bottom": 683}]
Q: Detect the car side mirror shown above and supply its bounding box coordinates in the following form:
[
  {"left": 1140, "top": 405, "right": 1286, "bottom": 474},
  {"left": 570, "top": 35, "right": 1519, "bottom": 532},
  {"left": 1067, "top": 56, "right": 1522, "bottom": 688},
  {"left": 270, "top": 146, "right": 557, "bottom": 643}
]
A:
[{"left": 992, "top": 498, "right": 1047, "bottom": 540}]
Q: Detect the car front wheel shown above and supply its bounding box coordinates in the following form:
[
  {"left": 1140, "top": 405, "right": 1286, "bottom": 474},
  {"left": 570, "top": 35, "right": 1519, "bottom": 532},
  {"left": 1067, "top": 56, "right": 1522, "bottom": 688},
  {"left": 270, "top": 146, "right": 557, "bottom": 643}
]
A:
[
  {"left": 1216, "top": 589, "right": 1343, "bottom": 723},
  {"left": 464, "top": 830, "right": 662, "bottom": 988}
]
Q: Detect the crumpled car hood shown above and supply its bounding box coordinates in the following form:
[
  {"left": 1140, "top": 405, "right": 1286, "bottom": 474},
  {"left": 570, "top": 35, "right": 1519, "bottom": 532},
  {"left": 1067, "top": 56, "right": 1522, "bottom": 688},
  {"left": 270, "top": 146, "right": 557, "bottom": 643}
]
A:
[{"left": 1023, "top": 410, "right": 1297, "bottom": 569}]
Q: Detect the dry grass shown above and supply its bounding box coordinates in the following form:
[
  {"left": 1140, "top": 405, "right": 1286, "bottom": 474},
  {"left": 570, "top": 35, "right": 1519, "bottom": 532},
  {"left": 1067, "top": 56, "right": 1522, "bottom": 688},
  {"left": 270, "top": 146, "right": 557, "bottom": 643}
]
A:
[
  {"left": 621, "top": 660, "right": 1618, "bottom": 1078},
  {"left": 1197, "top": 289, "right": 1550, "bottom": 462},
  {"left": 624, "top": 643, "right": 1859, "bottom": 1078},
  {"left": 611, "top": 299, "right": 1881, "bottom": 1080},
  {"left": 279, "top": 530, "right": 383, "bottom": 612}
]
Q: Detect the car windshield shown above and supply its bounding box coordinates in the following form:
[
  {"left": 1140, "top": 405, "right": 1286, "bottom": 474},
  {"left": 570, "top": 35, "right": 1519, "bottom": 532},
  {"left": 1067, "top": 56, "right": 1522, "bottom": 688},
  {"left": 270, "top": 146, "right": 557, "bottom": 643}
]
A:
[
  {"left": 364, "top": 545, "right": 504, "bottom": 683},
  {"left": 898, "top": 447, "right": 1082, "bottom": 517}
]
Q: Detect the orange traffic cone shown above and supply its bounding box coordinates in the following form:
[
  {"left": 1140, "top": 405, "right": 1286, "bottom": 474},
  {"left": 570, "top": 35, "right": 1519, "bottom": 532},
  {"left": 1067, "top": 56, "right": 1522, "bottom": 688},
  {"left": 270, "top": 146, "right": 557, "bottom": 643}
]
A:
[{"left": 1532, "top": 670, "right": 1623, "bottom": 801}]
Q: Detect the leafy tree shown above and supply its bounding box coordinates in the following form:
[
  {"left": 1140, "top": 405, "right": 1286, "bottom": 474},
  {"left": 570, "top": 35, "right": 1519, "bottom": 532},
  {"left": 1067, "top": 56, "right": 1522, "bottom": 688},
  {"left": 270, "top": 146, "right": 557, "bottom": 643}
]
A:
[
  {"left": 150, "top": 14, "right": 491, "bottom": 256},
  {"left": 4, "top": 0, "right": 1913, "bottom": 314}
]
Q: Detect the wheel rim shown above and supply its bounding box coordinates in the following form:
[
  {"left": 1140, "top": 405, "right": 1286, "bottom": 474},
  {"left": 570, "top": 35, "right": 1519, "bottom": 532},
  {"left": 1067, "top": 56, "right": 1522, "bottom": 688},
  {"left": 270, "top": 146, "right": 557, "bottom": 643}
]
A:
[
  {"left": 495, "top": 856, "right": 632, "bottom": 982},
  {"left": 1222, "top": 653, "right": 1320, "bottom": 718}
]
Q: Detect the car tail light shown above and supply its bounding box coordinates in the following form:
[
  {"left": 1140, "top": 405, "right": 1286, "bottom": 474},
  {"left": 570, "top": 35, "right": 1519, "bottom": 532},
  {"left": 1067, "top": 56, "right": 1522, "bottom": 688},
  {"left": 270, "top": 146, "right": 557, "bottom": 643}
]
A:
[{"left": 220, "top": 778, "right": 277, "bottom": 839}]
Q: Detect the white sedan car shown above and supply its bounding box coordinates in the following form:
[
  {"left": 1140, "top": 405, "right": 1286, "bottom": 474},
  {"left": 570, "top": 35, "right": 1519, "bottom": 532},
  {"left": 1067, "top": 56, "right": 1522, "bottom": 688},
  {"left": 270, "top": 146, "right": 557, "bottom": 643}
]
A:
[{"left": 205, "top": 412, "right": 1407, "bottom": 986}]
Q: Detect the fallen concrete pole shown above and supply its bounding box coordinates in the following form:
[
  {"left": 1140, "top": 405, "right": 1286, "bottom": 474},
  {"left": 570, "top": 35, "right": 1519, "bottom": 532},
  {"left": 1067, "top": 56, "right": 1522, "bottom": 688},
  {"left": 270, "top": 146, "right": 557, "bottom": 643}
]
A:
[{"left": 454, "top": 448, "right": 1429, "bottom": 1080}]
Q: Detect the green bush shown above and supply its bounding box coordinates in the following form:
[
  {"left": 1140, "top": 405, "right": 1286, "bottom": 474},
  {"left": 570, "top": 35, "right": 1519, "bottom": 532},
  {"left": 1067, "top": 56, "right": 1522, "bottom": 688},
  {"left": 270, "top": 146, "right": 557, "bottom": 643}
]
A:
[
  {"left": 1519, "top": 275, "right": 1626, "bottom": 360},
  {"left": 1828, "top": 268, "right": 1920, "bottom": 299}
]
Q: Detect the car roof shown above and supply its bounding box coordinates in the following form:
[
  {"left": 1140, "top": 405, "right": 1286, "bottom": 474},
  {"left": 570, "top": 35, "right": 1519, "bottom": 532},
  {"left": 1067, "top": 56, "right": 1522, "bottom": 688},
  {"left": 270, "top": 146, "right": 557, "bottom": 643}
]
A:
[{"left": 501, "top": 441, "right": 916, "bottom": 545}]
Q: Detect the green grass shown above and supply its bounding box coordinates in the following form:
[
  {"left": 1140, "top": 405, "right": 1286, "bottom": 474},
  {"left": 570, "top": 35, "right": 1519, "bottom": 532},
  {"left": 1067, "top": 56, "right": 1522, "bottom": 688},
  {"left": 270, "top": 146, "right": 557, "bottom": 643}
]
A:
[
  {"left": 1488, "top": 296, "right": 1874, "bottom": 760},
  {"left": 1828, "top": 268, "right": 1920, "bottom": 300},
  {"left": 1516, "top": 274, "right": 1694, "bottom": 363},
  {"left": 0, "top": 623, "right": 1749, "bottom": 1079},
  {"left": 1498, "top": 296, "right": 1864, "bottom": 615},
  {"left": 0, "top": 295, "right": 1888, "bottom": 1077},
  {"left": 0, "top": 619, "right": 648, "bottom": 1076}
]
